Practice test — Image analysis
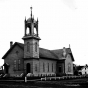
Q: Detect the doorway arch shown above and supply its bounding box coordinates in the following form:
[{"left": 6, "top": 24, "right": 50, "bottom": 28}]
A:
[{"left": 26, "top": 63, "right": 31, "bottom": 74}]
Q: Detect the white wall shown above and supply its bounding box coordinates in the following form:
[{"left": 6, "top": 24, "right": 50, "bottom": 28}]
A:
[{"left": 81, "top": 67, "right": 88, "bottom": 75}]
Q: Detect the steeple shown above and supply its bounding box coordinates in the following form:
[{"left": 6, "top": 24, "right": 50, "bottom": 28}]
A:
[
  {"left": 23, "top": 7, "right": 40, "bottom": 39},
  {"left": 22, "top": 7, "right": 41, "bottom": 58}
]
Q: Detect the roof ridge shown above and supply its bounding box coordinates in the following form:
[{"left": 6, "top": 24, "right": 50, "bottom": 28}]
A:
[
  {"left": 51, "top": 48, "right": 70, "bottom": 51},
  {"left": 39, "top": 47, "right": 50, "bottom": 51}
]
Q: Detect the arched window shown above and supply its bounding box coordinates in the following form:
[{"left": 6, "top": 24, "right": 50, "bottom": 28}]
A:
[
  {"left": 48, "top": 63, "right": 49, "bottom": 72},
  {"left": 52, "top": 63, "right": 53, "bottom": 72},
  {"left": 16, "top": 51, "right": 19, "bottom": 55},
  {"left": 34, "top": 28, "right": 37, "bottom": 35},
  {"left": 14, "top": 60, "right": 16, "bottom": 71},
  {"left": 26, "top": 27, "right": 30, "bottom": 35},
  {"left": 43, "top": 63, "right": 45, "bottom": 72},
  {"left": 35, "top": 64, "right": 37, "bottom": 72},
  {"left": 18, "top": 59, "right": 20, "bottom": 70},
  {"left": 27, "top": 42, "right": 30, "bottom": 52},
  {"left": 35, "top": 42, "right": 37, "bottom": 52},
  {"left": 68, "top": 63, "right": 71, "bottom": 72}
]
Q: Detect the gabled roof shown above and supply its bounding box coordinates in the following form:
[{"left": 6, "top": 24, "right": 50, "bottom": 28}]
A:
[
  {"left": 2, "top": 42, "right": 23, "bottom": 59},
  {"left": 51, "top": 49, "right": 63, "bottom": 59},
  {"left": 51, "top": 48, "right": 74, "bottom": 61},
  {"left": 39, "top": 48, "right": 58, "bottom": 59},
  {"left": 2, "top": 42, "right": 74, "bottom": 61}
]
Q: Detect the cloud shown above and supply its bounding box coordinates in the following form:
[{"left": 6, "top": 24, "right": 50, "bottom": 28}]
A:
[{"left": 62, "top": 0, "right": 77, "bottom": 10}]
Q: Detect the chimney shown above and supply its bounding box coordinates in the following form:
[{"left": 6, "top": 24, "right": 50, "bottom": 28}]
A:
[
  {"left": 10, "top": 41, "right": 13, "bottom": 48},
  {"left": 63, "top": 47, "right": 66, "bottom": 57}
]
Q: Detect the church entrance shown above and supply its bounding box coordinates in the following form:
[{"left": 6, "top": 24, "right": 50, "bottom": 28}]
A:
[
  {"left": 26, "top": 63, "right": 31, "bottom": 74},
  {"left": 56, "top": 61, "right": 65, "bottom": 75}
]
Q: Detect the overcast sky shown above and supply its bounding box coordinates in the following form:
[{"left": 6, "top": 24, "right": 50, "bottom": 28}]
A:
[{"left": 0, "top": 0, "right": 88, "bottom": 66}]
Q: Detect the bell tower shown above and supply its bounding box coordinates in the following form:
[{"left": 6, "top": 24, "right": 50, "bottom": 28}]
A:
[{"left": 22, "top": 7, "right": 41, "bottom": 58}]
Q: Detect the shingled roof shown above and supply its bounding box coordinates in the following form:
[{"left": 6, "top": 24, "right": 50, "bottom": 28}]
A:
[
  {"left": 51, "top": 48, "right": 74, "bottom": 61},
  {"left": 2, "top": 42, "right": 74, "bottom": 61}
]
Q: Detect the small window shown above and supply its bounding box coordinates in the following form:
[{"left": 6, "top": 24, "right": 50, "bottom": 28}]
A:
[{"left": 16, "top": 51, "right": 19, "bottom": 55}]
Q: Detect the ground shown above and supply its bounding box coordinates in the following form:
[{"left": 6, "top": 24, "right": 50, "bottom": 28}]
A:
[{"left": 0, "top": 78, "right": 88, "bottom": 88}]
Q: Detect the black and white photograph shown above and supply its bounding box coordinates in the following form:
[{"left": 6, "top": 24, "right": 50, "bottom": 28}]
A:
[{"left": 0, "top": 0, "right": 88, "bottom": 87}]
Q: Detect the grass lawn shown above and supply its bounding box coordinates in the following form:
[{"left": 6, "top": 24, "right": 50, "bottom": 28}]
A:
[{"left": 0, "top": 78, "right": 88, "bottom": 88}]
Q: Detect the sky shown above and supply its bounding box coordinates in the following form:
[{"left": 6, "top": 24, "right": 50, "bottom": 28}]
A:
[{"left": 0, "top": 0, "right": 88, "bottom": 66}]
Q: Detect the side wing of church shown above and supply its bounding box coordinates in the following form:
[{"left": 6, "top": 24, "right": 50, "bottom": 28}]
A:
[{"left": 2, "top": 7, "right": 74, "bottom": 77}]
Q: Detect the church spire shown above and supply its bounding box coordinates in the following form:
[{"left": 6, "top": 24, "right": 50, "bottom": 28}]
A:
[{"left": 30, "top": 6, "right": 33, "bottom": 18}]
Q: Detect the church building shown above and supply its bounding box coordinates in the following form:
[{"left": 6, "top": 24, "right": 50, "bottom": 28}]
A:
[{"left": 2, "top": 7, "right": 74, "bottom": 77}]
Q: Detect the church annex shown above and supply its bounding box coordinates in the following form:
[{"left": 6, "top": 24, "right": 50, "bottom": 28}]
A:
[{"left": 2, "top": 7, "right": 74, "bottom": 77}]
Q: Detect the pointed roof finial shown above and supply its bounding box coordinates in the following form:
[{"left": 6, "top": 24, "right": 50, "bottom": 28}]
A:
[
  {"left": 69, "top": 44, "right": 70, "bottom": 48},
  {"left": 30, "top": 6, "right": 33, "bottom": 18}
]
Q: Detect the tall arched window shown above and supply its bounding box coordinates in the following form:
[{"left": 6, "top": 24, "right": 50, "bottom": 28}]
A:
[
  {"left": 27, "top": 42, "right": 30, "bottom": 52},
  {"left": 34, "top": 28, "right": 37, "bottom": 35},
  {"left": 68, "top": 63, "right": 71, "bottom": 72},
  {"left": 14, "top": 60, "right": 16, "bottom": 71},
  {"left": 35, "top": 64, "right": 37, "bottom": 72},
  {"left": 18, "top": 59, "right": 20, "bottom": 70},
  {"left": 52, "top": 63, "right": 53, "bottom": 72},
  {"left": 48, "top": 63, "right": 49, "bottom": 72},
  {"left": 43, "top": 63, "right": 45, "bottom": 72},
  {"left": 26, "top": 27, "right": 30, "bottom": 35},
  {"left": 35, "top": 42, "right": 37, "bottom": 52}
]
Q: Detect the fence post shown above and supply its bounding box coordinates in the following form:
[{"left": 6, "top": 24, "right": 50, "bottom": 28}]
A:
[
  {"left": 41, "top": 78, "right": 42, "bottom": 81},
  {"left": 50, "top": 78, "right": 51, "bottom": 80},
  {"left": 55, "top": 77, "right": 56, "bottom": 80},
  {"left": 45, "top": 77, "right": 46, "bottom": 81},
  {"left": 25, "top": 76, "right": 27, "bottom": 82}
]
